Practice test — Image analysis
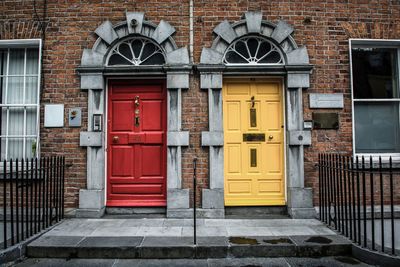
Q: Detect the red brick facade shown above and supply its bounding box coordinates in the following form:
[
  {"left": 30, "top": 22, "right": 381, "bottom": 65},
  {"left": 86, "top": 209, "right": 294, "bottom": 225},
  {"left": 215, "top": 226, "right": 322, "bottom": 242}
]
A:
[{"left": 1, "top": 0, "right": 400, "bottom": 208}]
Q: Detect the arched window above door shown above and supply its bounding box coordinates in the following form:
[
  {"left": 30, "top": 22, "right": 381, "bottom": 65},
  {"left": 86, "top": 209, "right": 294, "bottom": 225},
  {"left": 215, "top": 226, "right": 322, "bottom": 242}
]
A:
[
  {"left": 107, "top": 36, "right": 165, "bottom": 66},
  {"left": 223, "top": 35, "right": 284, "bottom": 65}
]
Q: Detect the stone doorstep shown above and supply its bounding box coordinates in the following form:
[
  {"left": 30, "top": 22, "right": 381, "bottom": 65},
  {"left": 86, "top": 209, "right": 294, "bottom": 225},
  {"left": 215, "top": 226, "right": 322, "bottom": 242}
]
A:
[{"left": 26, "top": 235, "right": 352, "bottom": 259}]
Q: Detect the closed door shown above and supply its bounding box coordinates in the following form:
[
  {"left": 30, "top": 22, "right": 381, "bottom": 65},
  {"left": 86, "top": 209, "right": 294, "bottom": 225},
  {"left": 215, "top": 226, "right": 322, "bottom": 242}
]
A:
[
  {"left": 223, "top": 79, "right": 285, "bottom": 206},
  {"left": 107, "top": 81, "right": 167, "bottom": 207}
]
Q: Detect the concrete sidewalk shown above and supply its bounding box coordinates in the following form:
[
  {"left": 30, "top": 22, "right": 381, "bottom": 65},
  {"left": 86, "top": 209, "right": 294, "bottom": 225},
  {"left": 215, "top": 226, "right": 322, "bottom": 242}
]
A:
[{"left": 26, "top": 218, "right": 353, "bottom": 259}]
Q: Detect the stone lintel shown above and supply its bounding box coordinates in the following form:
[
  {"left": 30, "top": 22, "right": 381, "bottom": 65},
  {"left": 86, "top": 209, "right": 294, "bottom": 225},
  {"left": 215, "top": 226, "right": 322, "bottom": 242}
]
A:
[
  {"left": 309, "top": 93, "right": 344, "bottom": 109},
  {"left": 200, "top": 73, "right": 223, "bottom": 89},
  {"left": 166, "top": 47, "right": 190, "bottom": 65},
  {"left": 78, "top": 189, "right": 105, "bottom": 210},
  {"left": 94, "top": 20, "right": 119, "bottom": 45},
  {"left": 202, "top": 188, "right": 224, "bottom": 209},
  {"left": 287, "top": 72, "right": 310, "bottom": 89},
  {"left": 126, "top": 12, "right": 144, "bottom": 34},
  {"left": 213, "top": 20, "right": 237, "bottom": 44},
  {"left": 167, "top": 131, "right": 189, "bottom": 146},
  {"left": 81, "top": 49, "right": 105, "bottom": 67},
  {"left": 166, "top": 73, "right": 189, "bottom": 89},
  {"left": 200, "top": 48, "right": 223, "bottom": 65},
  {"left": 288, "top": 130, "right": 311, "bottom": 146},
  {"left": 80, "top": 74, "right": 104, "bottom": 90},
  {"left": 201, "top": 131, "right": 223, "bottom": 146},
  {"left": 245, "top": 11, "right": 262, "bottom": 33},
  {"left": 167, "top": 188, "right": 189, "bottom": 209},
  {"left": 271, "top": 20, "right": 294, "bottom": 44},
  {"left": 152, "top": 20, "right": 176, "bottom": 44},
  {"left": 80, "top": 132, "right": 103, "bottom": 147}
]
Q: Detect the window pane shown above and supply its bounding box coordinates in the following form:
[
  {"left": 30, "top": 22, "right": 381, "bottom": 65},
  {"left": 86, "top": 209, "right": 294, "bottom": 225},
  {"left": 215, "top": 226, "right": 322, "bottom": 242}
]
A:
[
  {"left": 25, "top": 138, "right": 37, "bottom": 158},
  {"left": 7, "top": 77, "right": 24, "bottom": 104},
  {"left": 26, "top": 107, "right": 37, "bottom": 135},
  {"left": 8, "top": 107, "right": 24, "bottom": 136},
  {"left": 352, "top": 47, "right": 399, "bottom": 99},
  {"left": 0, "top": 49, "right": 6, "bottom": 75},
  {"left": 25, "top": 77, "right": 38, "bottom": 104},
  {"left": 26, "top": 48, "right": 39, "bottom": 75},
  {"left": 8, "top": 49, "right": 25, "bottom": 75},
  {"left": 354, "top": 102, "right": 400, "bottom": 153},
  {"left": 8, "top": 138, "right": 23, "bottom": 160}
]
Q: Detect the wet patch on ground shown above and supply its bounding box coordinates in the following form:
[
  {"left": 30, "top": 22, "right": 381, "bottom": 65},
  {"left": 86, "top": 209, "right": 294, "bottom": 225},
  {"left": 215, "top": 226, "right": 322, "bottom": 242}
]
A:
[{"left": 229, "top": 237, "right": 259, "bottom": 245}]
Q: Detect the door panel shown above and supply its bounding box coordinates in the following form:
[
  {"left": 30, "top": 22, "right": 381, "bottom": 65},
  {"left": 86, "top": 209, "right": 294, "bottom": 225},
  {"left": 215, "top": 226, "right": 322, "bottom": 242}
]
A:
[
  {"left": 223, "top": 79, "right": 285, "bottom": 206},
  {"left": 107, "top": 81, "right": 167, "bottom": 207}
]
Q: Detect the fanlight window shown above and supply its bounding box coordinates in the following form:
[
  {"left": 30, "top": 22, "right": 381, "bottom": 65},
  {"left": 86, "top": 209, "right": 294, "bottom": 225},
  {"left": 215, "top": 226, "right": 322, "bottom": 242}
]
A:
[
  {"left": 107, "top": 37, "right": 165, "bottom": 66},
  {"left": 223, "top": 36, "right": 284, "bottom": 65}
]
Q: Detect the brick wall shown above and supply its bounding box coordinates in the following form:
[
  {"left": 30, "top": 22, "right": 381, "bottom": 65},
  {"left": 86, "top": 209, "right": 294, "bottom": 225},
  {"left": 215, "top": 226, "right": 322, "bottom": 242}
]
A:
[{"left": 1, "top": 0, "right": 400, "bottom": 208}]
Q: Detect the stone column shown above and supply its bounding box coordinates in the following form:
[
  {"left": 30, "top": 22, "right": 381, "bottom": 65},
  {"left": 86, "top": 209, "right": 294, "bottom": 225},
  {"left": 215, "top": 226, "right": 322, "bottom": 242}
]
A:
[
  {"left": 200, "top": 73, "right": 225, "bottom": 218},
  {"left": 286, "top": 71, "right": 315, "bottom": 219},
  {"left": 166, "top": 72, "right": 190, "bottom": 218},
  {"left": 77, "top": 72, "right": 106, "bottom": 218}
]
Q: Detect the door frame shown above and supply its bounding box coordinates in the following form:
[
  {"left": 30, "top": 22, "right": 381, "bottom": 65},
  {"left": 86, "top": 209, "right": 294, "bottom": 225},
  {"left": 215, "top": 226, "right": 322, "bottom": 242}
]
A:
[
  {"left": 105, "top": 78, "right": 168, "bottom": 207},
  {"left": 222, "top": 77, "right": 287, "bottom": 206}
]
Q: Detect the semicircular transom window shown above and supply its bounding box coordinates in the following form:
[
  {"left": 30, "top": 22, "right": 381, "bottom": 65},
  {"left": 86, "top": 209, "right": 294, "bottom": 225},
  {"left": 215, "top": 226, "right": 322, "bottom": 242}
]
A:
[
  {"left": 107, "top": 37, "right": 165, "bottom": 66},
  {"left": 223, "top": 36, "right": 284, "bottom": 65}
]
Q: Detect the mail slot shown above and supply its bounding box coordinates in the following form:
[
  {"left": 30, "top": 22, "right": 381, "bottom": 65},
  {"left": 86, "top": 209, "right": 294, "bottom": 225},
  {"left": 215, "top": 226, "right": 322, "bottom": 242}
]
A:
[{"left": 243, "top": 133, "right": 265, "bottom": 142}]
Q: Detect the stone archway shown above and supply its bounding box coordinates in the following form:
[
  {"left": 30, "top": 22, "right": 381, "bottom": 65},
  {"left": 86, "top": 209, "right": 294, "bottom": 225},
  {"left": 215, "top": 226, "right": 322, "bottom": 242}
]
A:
[
  {"left": 199, "top": 11, "right": 315, "bottom": 218},
  {"left": 76, "top": 12, "right": 190, "bottom": 217}
]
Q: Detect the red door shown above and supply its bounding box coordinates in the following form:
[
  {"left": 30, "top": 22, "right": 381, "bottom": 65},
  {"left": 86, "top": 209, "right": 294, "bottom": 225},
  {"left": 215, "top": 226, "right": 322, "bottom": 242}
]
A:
[{"left": 107, "top": 80, "right": 167, "bottom": 207}]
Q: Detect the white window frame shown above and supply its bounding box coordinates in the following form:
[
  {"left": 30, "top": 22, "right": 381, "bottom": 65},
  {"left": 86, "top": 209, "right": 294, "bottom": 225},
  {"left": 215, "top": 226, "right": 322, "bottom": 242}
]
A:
[
  {"left": 350, "top": 39, "right": 400, "bottom": 161},
  {"left": 0, "top": 39, "right": 42, "bottom": 160}
]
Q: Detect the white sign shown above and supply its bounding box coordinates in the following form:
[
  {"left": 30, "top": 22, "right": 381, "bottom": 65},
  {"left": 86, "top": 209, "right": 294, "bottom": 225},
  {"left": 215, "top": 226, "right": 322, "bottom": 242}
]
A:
[{"left": 44, "top": 104, "right": 64, "bottom": 127}]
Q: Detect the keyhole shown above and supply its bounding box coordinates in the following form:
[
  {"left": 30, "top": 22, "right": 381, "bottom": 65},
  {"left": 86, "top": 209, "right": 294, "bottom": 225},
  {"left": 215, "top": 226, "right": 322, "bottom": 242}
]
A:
[{"left": 135, "top": 116, "right": 140, "bottom": 127}]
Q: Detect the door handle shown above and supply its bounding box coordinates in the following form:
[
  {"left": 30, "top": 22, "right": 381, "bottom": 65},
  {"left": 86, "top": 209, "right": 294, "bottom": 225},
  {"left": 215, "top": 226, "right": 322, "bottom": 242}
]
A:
[
  {"left": 113, "top": 136, "right": 119, "bottom": 143},
  {"left": 268, "top": 135, "right": 274, "bottom": 140}
]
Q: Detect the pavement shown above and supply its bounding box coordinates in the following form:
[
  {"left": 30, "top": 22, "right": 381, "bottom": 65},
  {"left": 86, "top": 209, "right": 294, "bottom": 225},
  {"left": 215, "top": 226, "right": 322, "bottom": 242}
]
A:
[
  {"left": 24, "top": 218, "right": 354, "bottom": 259},
  {"left": 13, "top": 256, "right": 376, "bottom": 267}
]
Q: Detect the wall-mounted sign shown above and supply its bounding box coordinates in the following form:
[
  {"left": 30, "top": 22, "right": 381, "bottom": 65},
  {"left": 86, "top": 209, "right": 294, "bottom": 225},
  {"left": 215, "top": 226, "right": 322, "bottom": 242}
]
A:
[
  {"left": 44, "top": 104, "right": 64, "bottom": 127},
  {"left": 312, "top": 113, "right": 339, "bottom": 129},
  {"left": 69, "top": 108, "right": 82, "bottom": 127},
  {"left": 309, "top": 93, "right": 344, "bottom": 109}
]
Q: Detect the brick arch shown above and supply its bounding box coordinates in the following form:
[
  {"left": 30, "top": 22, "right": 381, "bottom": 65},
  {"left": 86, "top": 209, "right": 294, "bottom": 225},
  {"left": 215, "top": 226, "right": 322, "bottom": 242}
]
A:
[
  {"left": 81, "top": 12, "right": 188, "bottom": 68},
  {"left": 200, "top": 12, "right": 309, "bottom": 66}
]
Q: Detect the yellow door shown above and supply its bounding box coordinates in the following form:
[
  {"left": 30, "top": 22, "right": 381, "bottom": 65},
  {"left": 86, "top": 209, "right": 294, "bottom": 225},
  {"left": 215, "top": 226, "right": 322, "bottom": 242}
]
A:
[{"left": 223, "top": 79, "right": 285, "bottom": 206}]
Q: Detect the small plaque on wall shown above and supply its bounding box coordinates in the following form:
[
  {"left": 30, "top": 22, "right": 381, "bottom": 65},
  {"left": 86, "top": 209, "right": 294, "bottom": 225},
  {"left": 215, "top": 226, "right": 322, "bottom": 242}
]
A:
[
  {"left": 69, "top": 108, "right": 82, "bottom": 127},
  {"left": 312, "top": 112, "right": 339, "bottom": 129}
]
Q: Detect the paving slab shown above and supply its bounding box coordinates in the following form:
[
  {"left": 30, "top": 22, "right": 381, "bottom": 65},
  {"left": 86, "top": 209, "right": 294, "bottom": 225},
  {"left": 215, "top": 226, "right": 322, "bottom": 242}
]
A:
[
  {"left": 140, "top": 236, "right": 194, "bottom": 259},
  {"left": 228, "top": 236, "right": 296, "bottom": 257},
  {"left": 290, "top": 235, "right": 352, "bottom": 257},
  {"left": 76, "top": 236, "right": 143, "bottom": 258},
  {"left": 27, "top": 236, "right": 85, "bottom": 258},
  {"left": 196, "top": 236, "right": 229, "bottom": 258}
]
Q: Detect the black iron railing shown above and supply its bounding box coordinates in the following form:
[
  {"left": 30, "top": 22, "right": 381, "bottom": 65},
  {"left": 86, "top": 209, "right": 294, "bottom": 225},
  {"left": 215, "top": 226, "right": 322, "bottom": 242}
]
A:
[
  {"left": 318, "top": 153, "right": 398, "bottom": 255},
  {"left": 1, "top": 156, "right": 65, "bottom": 249}
]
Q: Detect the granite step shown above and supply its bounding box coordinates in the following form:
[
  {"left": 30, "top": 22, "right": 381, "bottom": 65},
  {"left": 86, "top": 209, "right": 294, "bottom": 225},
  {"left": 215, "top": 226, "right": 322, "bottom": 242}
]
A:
[{"left": 26, "top": 234, "right": 352, "bottom": 259}]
